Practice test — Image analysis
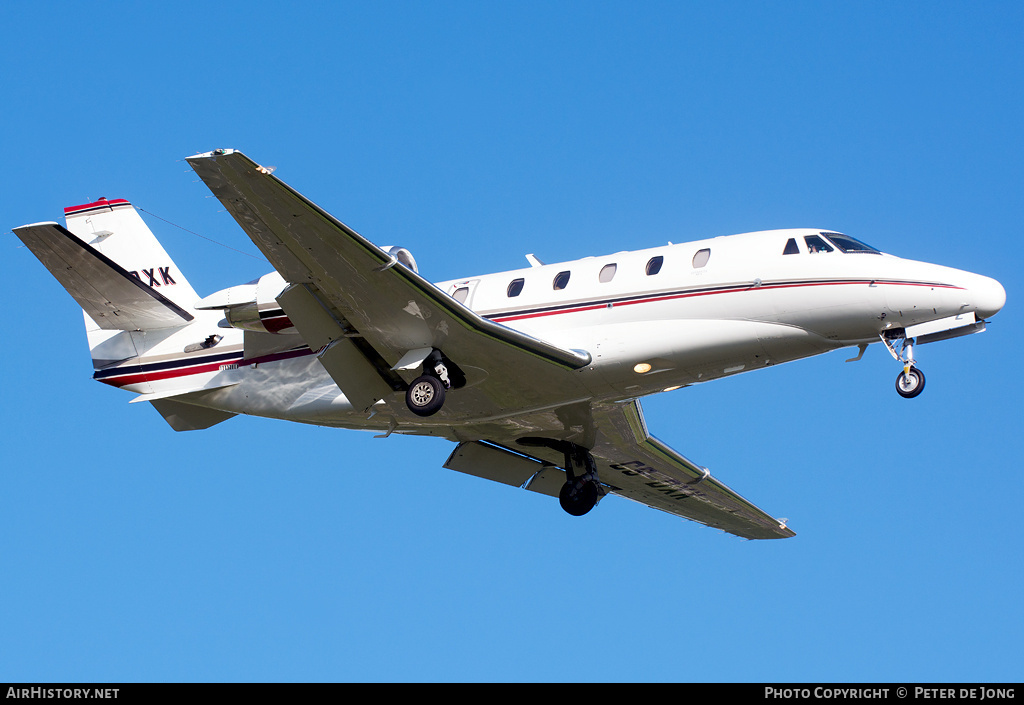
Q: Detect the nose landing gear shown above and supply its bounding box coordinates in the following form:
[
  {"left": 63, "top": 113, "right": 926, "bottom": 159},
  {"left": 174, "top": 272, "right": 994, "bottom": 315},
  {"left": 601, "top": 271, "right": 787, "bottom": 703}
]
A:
[{"left": 881, "top": 331, "right": 926, "bottom": 399}]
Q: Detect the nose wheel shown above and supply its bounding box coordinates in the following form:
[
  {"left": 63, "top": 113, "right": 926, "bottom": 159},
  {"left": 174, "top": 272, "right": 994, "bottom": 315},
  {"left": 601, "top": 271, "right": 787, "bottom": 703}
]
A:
[
  {"left": 882, "top": 331, "right": 926, "bottom": 399},
  {"left": 896, "top": 366, "right": 926, "bottom": 398}
]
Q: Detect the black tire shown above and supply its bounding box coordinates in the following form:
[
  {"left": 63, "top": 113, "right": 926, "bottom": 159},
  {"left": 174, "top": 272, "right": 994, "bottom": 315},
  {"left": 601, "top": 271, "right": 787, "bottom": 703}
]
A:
[
  {"left": 558, "top": 480, "right": 599, "bottom": 517},
  {"left": 406, "top": 374, "right": 446, "bottom": 416},
  {"left": 895, "top": 366, "right": 926, "bottom": 399}
]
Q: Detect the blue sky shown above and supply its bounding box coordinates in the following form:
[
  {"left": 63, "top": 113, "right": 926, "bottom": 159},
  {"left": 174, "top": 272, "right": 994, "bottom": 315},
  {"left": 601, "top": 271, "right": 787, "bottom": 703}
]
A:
[{"left": 2, "top": 1, "right": 1022, "bottom": 682}]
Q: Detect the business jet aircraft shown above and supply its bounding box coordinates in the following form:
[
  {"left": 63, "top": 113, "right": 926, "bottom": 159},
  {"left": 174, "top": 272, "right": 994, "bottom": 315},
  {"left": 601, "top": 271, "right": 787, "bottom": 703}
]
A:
[{"left": 13, "top": 149, "right": 1006, "bottom": 540}]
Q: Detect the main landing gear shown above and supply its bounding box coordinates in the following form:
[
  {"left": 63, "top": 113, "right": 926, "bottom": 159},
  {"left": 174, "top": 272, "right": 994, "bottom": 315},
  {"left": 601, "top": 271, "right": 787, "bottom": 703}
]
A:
[
  {"left": 556, "top": 444, "right": 603, "bottom": 517},
  {"left": 881, "top": 330, "right": 926, "bottom": 399},
  {"left": 405, "top": 350, "right": 452, "bottom": 417},
  {"left": 517, "top": 439, "right": 605, "bottom": 517}
]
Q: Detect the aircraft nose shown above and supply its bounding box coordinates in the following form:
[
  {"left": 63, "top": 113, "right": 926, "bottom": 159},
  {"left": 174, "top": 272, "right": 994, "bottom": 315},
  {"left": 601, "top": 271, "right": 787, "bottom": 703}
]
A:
[{"left": 971, "top": 275, "right": 1006, "bottom": 320}]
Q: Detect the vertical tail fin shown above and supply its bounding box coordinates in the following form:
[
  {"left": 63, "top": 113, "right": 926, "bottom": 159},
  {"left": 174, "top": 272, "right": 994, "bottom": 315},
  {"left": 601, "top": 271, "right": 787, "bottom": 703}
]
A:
[
  {"left": 16, "top": 199, "right": 239, "bottom": 428},
  {"left": 14, "top": 199, "right": 207, "bottom": 372},
  {"left": 63, "top": 198, "right": 200, "bottom": 313}
]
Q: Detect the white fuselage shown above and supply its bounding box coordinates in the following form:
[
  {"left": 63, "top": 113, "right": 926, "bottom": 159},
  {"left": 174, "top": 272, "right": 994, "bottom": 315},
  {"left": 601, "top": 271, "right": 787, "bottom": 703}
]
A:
[
  {"left": 98, "top": 228, "right": 1005, "bottom": 432},
  {"left": 436, "top": 228, "right": 1001, "bottom": 395}
]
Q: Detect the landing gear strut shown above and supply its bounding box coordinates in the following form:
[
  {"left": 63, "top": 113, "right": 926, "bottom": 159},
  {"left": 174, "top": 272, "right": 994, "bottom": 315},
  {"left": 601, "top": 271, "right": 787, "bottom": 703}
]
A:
[
  {"left": 881, "top": 330, "right": 926, "bottom": 399},
  {"left": 558, "top": 444, "right": 602, "bottom": 517}
]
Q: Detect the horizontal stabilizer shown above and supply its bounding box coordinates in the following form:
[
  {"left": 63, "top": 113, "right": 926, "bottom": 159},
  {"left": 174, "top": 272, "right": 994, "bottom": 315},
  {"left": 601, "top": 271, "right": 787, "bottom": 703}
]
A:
[{"left": 13, "top": 222, "right": 194, "bottom": 330}]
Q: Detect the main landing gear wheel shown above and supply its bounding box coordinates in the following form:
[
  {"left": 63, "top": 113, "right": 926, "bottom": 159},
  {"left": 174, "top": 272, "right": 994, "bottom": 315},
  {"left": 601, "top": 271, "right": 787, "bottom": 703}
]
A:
[
  {"left": 559, "top": 479, "right": 600, "bottom": 517},
  {"left": 516, "top": 438, "right": 604, "bottom": 518},
  {"left": 406, "top": 374, "right": 446, "bottom": 416},
  {"left": 559, "top": 443, "right": 602, "bottom": 517},
  {"left": 895, "top": 366, "right": 926, "bottom": 399}
]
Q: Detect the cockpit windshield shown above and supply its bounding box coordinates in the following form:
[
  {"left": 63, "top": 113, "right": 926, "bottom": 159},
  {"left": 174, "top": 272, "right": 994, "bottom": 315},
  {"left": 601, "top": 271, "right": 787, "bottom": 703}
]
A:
[
  {"left": 804, "top": 235, "right": 834, "bottom": 254},
  {"left": 821, "top": 232, "right": 881, "bottom": 254}
]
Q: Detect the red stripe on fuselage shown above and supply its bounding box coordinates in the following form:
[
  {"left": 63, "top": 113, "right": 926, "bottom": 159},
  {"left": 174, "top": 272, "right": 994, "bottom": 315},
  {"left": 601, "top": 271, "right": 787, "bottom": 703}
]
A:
[
  {"left": 488, "top": 279, "right": 961, "bottom": 323},
  {"left": 98, "top": 347, "right": 314, "bottom": 389},
  {"left": 98, "top": 359, "right": 234, "bottom": 387}
]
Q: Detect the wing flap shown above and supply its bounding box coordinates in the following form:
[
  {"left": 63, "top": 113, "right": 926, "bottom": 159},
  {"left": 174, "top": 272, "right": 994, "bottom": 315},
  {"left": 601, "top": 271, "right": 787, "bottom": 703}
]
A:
[
  {"left": 443, "top": 441, "right": 549, "bottom": 489},
  {"left": 275, "top": 282, "right": 398, "bottom": 412}
]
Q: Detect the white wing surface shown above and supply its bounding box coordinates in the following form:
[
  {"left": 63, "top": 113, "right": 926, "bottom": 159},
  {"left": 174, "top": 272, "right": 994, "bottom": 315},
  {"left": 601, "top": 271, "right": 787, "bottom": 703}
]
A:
[{"left": 186, "top": 149, "right": 590, "bottom": 417}]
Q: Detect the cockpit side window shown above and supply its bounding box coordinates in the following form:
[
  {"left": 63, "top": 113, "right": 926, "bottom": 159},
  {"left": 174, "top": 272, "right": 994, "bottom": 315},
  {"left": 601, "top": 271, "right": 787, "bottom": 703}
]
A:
[
  {"left": 804, "top": 235, "right": 834, "bottom": 254},
  {"left": 821, "top": 232, "right": 881, "bottom": 254},
  {"left": 783, "top": 238, "right": 799, "bottom": 255}
]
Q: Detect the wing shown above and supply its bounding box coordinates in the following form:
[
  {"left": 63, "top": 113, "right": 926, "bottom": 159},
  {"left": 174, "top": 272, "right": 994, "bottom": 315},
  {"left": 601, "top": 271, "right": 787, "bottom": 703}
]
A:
[
  {"left": 446, "top": 399, "right": 795, "bottom": 540},
  {"left": 186, "top": 149, "right": 590, "bottom": 417},
  {"left": 188, "top": 149, "right": 792, "bottom": 538},
  {"left": 588, "top": 400, "right": 794, "bottom": 539}
]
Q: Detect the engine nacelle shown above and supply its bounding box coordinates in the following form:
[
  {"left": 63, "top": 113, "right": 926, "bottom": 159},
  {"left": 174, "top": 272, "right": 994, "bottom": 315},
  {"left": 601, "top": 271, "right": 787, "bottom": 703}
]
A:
[
  {"left": 380, "top": 246, "right": 418, "bottom": 273},
  {"left": 194, "top": 245, "right": 416, "bottom": 334},
  {"left": 194, "top": 271, "right": 296, "bottom": 334}
]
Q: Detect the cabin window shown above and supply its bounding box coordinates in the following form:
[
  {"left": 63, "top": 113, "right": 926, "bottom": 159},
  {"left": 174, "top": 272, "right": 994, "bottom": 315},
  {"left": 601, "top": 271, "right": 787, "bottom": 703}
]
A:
[
  {"left": 783, "top": 238, "right": 799, "bottom": 255},
  {"left": 453, "top": 287, "right": 470, "bottom": 303},
  {"left": 692, "top": 248, "right": 711, "bottom": 268},
  {"left": 804, "top": 235, "right": 834, "bottom": 254},
  {"left": 507, "top": 278, "right": 525, "bottom": 297},
  {"left": 821, "top": 232, "right": 881, "bottom": 254},
  {"left": 599, "top": 264, "right": 617, "bottom": 283},
  {"left": 646, "top": 256, "right": 664, "bottom": 276},
  {"left": 553, "top": 271, "right": 571, "bottom": 290}
]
